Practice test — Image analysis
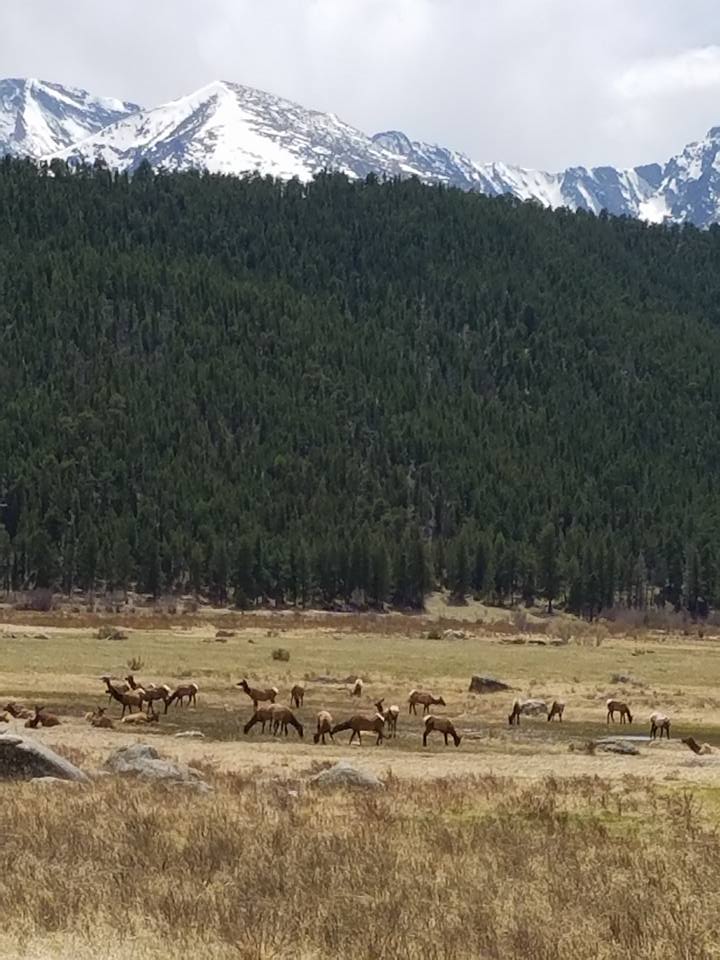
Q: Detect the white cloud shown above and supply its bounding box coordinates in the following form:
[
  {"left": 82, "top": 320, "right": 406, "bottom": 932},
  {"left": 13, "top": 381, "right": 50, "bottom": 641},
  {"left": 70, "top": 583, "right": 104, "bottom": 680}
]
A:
[
  {"left": 617, "top": 46, "right": 720, "bottom": 99},
  {"left": 2, "top": 1, "right": 720, "bottom": 170}
]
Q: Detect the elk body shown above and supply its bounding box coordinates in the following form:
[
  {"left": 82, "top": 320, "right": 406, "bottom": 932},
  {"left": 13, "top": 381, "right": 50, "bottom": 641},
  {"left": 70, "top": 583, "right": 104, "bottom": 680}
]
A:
[
  {"left": 408, "top": 690, "right": 446, "bottom": 715},
  {"left": 375, "top": 699, "right": 400, "bottom": 737},
  {"left": 351, "top": 678, "right": 363, "bottom": 697},
  {"left": 606, "top": 699, "right": 633, "bottom": 724},
  {"left": 103, "top": 677, "right": 144, "bottom": 717},
  {"left": 85, "top": 706, "right": 114, "bottom": 729},
  {"left": 650, "top": 712, "right": 670, "bottom": 740},
  {"left": 122, "top": 705, "right": 159, "bottom": 726},
  {"left": 126, "top": 674, "right": 171, "bottom": 714},
  {"left": 243, "top": 704, "right": 277, "bottom": 735},
  {"left": 313, "top": 710, "right": 334, "bottom": 745},
  {"left": 4, "top": 702, "right": 32, "bottom": 720},
  {"left": 101, "top": 676, "right": 129, "bottom": 705},
  {"left": 25, "top": 706, "right": 60, "bottom": 728},
  {"left": 547, "top": 700, "right": 565, "bottom": 722},
  {"left": 290, "top": 684, "right": 305, "bottom": 708},
  {"left": 508, "top": 699, "right": 549, "bottom": 725},
  {"left": 236, "top": 679, "right": 278, "bottom": 710},
  {"left": 331, "top": 713, "right": 385, "bottom": 745},
  {"left": 165, "top": 683, "right": 198, "bottom": 711},
  {"left": 270, "top": 705, "right": 303, "bottom": 738},
  {"left": 423, "top": 715, "right": 461, "bottom": 747}
]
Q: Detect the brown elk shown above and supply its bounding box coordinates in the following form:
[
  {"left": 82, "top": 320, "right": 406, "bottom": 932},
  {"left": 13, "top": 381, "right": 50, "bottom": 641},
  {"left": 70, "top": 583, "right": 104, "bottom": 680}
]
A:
[
  {"left": 331, "top": 714, "right": 385, "bottom": 745},
  {"left": 4, "top": 701, "right": 32, "bottom": 720},
  {"left": 650, "top": 712, "right": 670, "bottom": 740},
  {"left": 165, "top": 682, "right": 198, "bottom": 712},
  {"left": 313, "top": 710, "right": 334, "bottom": 745},
  {"left": 85, "top": 706, "right": 114, "bottom": 729},
  {"left": 408, "top": 690, "right": 446, "bottom": 715},
  {"left": 270, "top": 705, "right": 303, "bottom": 738},
  {"left": 25, "top": 706, "right": 60, "bottom": 728},
  {"left": 290, "top": 684, "right": 305, "bottom": 708},
  {"left": 236, "top": 679, "right": 278, "bottom": 710},
  {"left": 375, "top": 699, "right": 400, "bottom": 737},
  {"left": 243, "top": 704, "right": 278, "bottom": 735},
  {"left": 126, "top": 675, "right": 171, "bottom": 714},
  {"left": 547, "top": 700, "right": 565, "bottom": 722},
  {"left": 606, "top": 699, "right": 633, "bottom": 724},
  {"left": 423, "top": 715, "right": 461, "bottom": 747},
  {"left": 508, "top": 699, "right": 548, "bottom": 725},
  {"left": 101, "top": 675, "right": 129, "bottom": 705},
  {"left": 103, "top": 677, "right": 144, "bottom": 717}
]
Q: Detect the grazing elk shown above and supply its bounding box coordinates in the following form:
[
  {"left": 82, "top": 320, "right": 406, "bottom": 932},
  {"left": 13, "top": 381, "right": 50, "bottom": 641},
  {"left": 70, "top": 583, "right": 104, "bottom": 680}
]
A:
[
  {"left": 547, "top": 700, "right": 565, "bottom": 722},
  {"left": 243, "top": 704, "right": 277, "bottom": 735},
  {"left": 508, "top": 699, "right": 548, "bottom": 726},
  {"left": 165, "top": 683, "right": 199, "bottom": 711},
  {"left": 408, "top": 690, "right": 446, "bottom": 716},
  {"left": 270, "top": 705, "right": 303, "bottom": 738},
  {"left": 423, "top": 715, "right": 462, "bottom": 747},
  {"left": 606, "top": 699, "right": 633, "bottom": 724}
]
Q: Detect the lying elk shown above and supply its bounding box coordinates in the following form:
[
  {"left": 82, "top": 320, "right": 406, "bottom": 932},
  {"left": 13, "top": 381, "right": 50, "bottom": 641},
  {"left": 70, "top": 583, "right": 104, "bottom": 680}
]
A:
[
  {"left": 606, "top": 699, "right": 633, "bottom": 724},
  {"left": 122, "top": 705, "right": 159, "bottom": 726},
  {"left": 508, "top": 699, "right": 548, "bottom": 726},
  {"left": 85, "top": 706, "right": 114, "bottom": 729},
  {"left": 290, "top": 684, "right": 305, "bottom": 709},
  {"left": 313, "top": 710, "right": 334, "bottom": 745},
  {"left": 650, "top": 712, "right": 670, "bottom": 740},
  {"left": 408, "top": 690, "right": 446, "bottom": 716},
  {"left": 25, "top": 706, "right": 60, "bottom": 728},
  {"left": 331, "top": 713, "right": 385, "bottom": 745},
  {"left": 4, "top": 701, "right": 33, "bottom": 720},
  {"left": 423, "top": 715, "right": 462, "bottom": 747},
  {"left": 103, "top": 677, "right": 144, "bottom": 717},
  {"left": 547, "top": 700, "right": 565, "bottom": 722},
  {"left": 165, "top": 683, "right": 198, "bottom": 711},
  {"left": 236, "top": 679, "right": 278, "bottom": 710},
  {"left": 375, "top": 698, "right": 400, "bottom": 738}
]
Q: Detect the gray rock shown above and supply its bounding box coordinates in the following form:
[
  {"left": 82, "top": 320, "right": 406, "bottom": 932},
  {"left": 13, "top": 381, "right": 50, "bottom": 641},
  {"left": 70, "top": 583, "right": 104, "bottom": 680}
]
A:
[
  {"left": 518, "top": 699, "right": 549, "bottom": 716},
  {"left": 104, "top": 742, "right": 204, "bottom": 783},
  {"left": 309, "top": 760, "right": 384, "bottom": 790},
  {"left": 595, "top": 739, "right": 640, "bottom": 756},
  {"left": 0, "top": 733, "right": 89, "bottom": 782},
  {"left": 611, "top": 673, "right": 643, "bottom": 686},
  {"left": 469, "top": 675, "right": 511, "bottom": 694},
  {"left": 174, "top": 730, "right": 205, "bottom": 739}
]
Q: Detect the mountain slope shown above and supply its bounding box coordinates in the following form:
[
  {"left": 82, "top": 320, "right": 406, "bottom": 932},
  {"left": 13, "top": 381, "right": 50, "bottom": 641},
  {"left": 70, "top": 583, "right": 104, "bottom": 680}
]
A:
[
  {"left": 0, "top": 78, "right": 139, "bottom": 158},
  {"left": 5, "top": 76, "right": 720, "bottom": 226}
]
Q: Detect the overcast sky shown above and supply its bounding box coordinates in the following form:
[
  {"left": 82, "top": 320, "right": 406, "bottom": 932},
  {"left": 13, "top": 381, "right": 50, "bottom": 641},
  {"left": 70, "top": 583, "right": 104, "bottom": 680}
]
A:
[{"left": 4, "top": 0, "right": 720, "bottom": 171}]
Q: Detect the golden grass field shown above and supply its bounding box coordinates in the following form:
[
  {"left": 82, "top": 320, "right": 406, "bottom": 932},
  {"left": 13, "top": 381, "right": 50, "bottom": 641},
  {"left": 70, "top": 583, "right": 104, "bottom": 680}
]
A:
[{"left": 2, "top": 600, "right": 720, "bottom": 957}]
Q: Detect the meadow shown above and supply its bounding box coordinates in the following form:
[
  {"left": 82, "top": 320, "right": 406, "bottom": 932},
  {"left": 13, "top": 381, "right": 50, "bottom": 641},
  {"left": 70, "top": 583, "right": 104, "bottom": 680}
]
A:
[{"left": 2, "top": 603, "right": 720, "bottom": 958}]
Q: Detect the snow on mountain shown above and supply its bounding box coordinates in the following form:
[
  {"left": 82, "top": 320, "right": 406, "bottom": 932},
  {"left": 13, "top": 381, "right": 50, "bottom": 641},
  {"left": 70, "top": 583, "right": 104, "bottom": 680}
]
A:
[
  {"left": 0, "top": 78, "right": 139, "bottom": 158},
  {"left": 4, "top": 76, "right": 720, "bottom": 227},
  {"left": 57, "top": 81, "right": 426, "bottom": 182}
]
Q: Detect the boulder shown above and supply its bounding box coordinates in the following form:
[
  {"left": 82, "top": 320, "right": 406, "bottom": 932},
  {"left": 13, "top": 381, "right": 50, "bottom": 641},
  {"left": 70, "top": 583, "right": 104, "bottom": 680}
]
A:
[
  {"left": 104, "top": 743, "right": 205, "bottom": 784},
  {"left": 0, "top": 733, "right": 89, "bottom": 782},
  {"left": 469, "top": 675, "right": 511, "bottom": 694},
  {"left": 595, "top": 739, "right": 640, "bottom": 756},
  {"left": 518, "top": 699, "right": 548, "bottom": 716},
  {"left": 442, "top": 629, "right": 466, "bottom": 641},
  {"left": 308, "top": 760, "right": 384, "bottom": 790}
]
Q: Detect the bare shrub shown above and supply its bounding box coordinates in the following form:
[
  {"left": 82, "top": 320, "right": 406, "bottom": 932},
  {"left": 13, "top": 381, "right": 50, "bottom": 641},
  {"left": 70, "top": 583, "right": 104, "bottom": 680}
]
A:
[
  {"left": 125, "top": 656, "right": 144, "bottom": 672},
  {"left": 272, "top": 647, "right": 290, "bottom": 662}
]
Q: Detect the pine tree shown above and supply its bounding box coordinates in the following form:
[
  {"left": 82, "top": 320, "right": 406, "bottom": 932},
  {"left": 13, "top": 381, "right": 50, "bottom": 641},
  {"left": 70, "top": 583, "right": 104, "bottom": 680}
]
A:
[
  {"left": 538, "top": 523, "right": 560, "bottom": 613},
  {"left": 449, "top": 536, "right": 469, "bottom": 604}
]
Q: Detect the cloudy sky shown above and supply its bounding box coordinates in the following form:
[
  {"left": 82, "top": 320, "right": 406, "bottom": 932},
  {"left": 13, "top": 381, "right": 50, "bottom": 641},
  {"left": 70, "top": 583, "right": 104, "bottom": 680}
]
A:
[{"left": 4, "top": 0, "right": 720, "bottom": 171}]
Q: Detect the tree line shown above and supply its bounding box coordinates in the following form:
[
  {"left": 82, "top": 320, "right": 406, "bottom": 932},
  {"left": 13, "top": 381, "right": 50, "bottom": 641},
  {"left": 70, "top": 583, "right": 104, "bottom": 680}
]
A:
[{"left": 2, "top": 157, "right": 720, "bottom": 615}]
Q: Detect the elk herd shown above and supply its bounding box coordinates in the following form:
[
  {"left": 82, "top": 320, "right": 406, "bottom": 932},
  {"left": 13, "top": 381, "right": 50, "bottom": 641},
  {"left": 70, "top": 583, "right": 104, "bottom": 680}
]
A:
[{"left": 0, "top": 672, "right": 675, "bottom": 747}]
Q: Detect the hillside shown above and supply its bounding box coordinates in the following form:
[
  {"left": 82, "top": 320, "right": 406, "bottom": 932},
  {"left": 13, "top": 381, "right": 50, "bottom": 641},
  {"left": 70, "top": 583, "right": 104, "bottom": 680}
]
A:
[{"left": 2, "top": 159, "right": 720, "bottom": 613}]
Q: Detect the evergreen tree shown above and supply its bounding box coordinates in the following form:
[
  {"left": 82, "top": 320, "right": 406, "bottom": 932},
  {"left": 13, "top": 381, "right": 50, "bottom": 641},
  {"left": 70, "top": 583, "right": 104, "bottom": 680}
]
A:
[{"left": 538, "top": 523, "right": 560, "bottom": 613}]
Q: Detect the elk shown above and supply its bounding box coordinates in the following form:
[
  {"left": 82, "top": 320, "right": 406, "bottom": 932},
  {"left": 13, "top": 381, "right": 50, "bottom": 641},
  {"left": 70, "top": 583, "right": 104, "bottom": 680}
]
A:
[
  {"left": 375, "top": 698, "right": 400, "bottom": 738},
  {"left": 236, "top": 679, "right": 278, "bottom": 710},
  {"left": 290, "top": 684, "right": 305, "bottom": 708},
  {"left": 122, "top": 705, "right": 159, "bottom": 726},
  {"left": 682, "top": 736, "right": 712, "bottom": 755},
  {"left": 408, "top": 690, "right": 446, "bottom": 716},
  {"left": 331, "top": 713, "right": 385, "bottom": 746},
  {"left": 423, "top": 715, "right": 462, "bottom": 747},
  {"left": 270, "top": 705, "right": 303, "bottom": 738},
  {"left": 165, "top": 682, "right": 199, "bottom": 711},
  {"left": 606, "top": 699, "right": 633, "bottom": 724},
  {"left": 101, "top": 675, "right": 129, "bottom": 705},
  {"left": 650, "top": 712, "right": 670, "bottom": 740},
  {"left": 4, "top": 701, "right": 32, "bottom": 720},
  {"left": 103, "top": 677, "right": 144, "bottom": 717},
  {"left": 547, "top": 700, "right": 565, "bottom": 722},
  {"left": 126, "top": 674, "right": 170, "bottom": 714},
  {"left": 25, "top": 706, "right": 60, "bottom": 728},
  {"left": 351, "top": 678, "right": 364, "bottom": 697},
  {"left": 243, "top": 704, "right": 278, "bottom": 735},
  {"left": 85, "top": 706, "right": 114, "bottom": 729},
  {"left": 508, "top": 699, "right": 548, "bottom": 725},
  {"left": 313, "top": 710, "right": 334, "bottom": 745}
]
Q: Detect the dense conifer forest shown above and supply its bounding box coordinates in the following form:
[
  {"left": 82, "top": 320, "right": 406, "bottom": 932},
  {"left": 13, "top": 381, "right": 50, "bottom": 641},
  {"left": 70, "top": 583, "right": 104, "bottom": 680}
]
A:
[{"left": 2, "top": 156, "right": 720, "bottom": 615}]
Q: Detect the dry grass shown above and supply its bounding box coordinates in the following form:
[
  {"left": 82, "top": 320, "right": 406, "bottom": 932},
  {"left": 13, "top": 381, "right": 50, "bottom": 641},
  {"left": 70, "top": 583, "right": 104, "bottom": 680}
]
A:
[{"left": 1, "top": 774, "right": 719, "bottom": 959}]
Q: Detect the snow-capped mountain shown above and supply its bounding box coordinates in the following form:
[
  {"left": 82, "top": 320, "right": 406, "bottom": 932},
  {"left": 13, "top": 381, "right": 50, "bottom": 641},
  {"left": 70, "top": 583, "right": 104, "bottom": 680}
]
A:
[
  {"left": 0, "top": 78, "right": 139, "bottom": 158},
  {"left": 4, "top": 76, "right": 720, "bottom": 227}
]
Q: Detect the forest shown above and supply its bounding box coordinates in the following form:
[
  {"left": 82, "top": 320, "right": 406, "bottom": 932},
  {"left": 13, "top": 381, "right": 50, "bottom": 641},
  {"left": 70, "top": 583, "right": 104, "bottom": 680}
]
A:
[{"left": 2, "top": 156, "right": 720, "bottom": 616}]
